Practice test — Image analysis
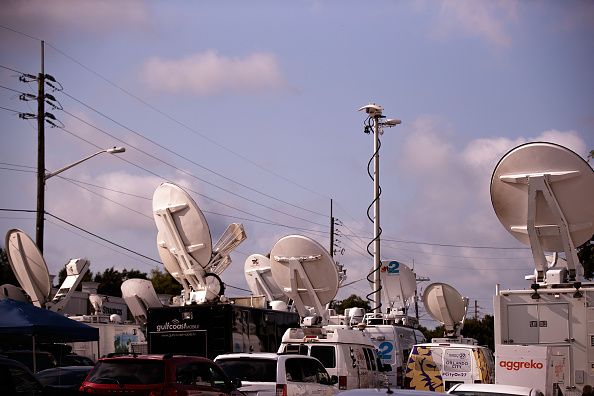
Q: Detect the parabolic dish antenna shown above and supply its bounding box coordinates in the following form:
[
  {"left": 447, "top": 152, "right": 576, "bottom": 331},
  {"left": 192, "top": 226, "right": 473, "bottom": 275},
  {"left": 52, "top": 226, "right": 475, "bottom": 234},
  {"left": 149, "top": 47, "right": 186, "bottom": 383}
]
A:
[
  {"left": 375, "top": 260, "right": 416, "bottom": 311},
  {"left": 491, "top": 142, "right": 594, "bottom": 252},
  {"left": 244, "top": 254, "right": 286, "bottom": 302},
  {"left": 270, "top": 235, "right": 339, "bottom": 319},
  {"left": 153, "top": 182, "right": 213, "bottom": 266},
  {"left": 121, "top": 278, "right": 163, "bottom": 324},
  {"left": 423, "top": 282, "right": 467, "bottom": 336},
  {"left": 5, "top": 229, "right": 51, "bottom": 308}
]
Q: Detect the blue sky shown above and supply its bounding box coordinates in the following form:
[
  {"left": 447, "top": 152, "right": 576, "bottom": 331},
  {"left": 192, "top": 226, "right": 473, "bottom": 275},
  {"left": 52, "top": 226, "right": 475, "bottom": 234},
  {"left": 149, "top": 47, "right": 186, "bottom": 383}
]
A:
[{"left": 0, "top": 1, "right": 592, "bottom": 327}]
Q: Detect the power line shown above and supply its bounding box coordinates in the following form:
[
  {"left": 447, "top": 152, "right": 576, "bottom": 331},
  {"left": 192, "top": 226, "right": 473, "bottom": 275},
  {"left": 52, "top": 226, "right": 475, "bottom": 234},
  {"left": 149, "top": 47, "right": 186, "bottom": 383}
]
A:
[
  {"left": 60, "top": 90, "right": 327, "bottom": 219},
  {"left": 44, "top": 211, "right": 162, "bottom": 265},
  {"left": 58, "top": 108, "right": 329, "bottom": 228},
  {"left": 45, "top": 218, "right": 158, "bottom": 269},
  {"left": 44, "top": 42, "right": 330, "bottom": 200}
]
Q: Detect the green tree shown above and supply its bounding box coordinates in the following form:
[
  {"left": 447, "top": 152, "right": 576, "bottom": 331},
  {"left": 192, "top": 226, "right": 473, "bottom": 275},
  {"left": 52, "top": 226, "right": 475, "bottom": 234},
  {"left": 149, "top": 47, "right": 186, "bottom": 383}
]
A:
[
  {"left": 92, "top": 267, "right": 147, "bottom": 297},
  {"left": 579, "top": 235, "right": 594, "bottom": 279},
  {"left": 331, "top": 294, "right": 371, "bottom": 314},
  {"left": 461, "top": 315, "right": 494, "bottom": 351},
  {"left": 150, "top": 268, "right": 182, "bottom": 295},
  {"left": 0, "top": 247, "right": 18, "bottom": 286}
]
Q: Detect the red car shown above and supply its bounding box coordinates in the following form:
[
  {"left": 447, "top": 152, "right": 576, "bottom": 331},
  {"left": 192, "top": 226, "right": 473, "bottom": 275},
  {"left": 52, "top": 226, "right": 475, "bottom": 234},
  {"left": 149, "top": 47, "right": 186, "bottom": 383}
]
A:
[{"left": 79, "top": 353, "right": 244, "bottom": 396}]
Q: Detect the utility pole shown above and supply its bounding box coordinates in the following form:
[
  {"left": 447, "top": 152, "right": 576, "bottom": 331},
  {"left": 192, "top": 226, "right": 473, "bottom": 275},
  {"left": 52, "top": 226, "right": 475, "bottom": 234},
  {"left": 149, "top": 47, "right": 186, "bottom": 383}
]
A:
[
  {"left": 35, "top": 41, "right": 45, "bottom": 252},
  {"left": 474, "top": 300, "right": 478, "bottom": 319},
  {"left": 330, "top": 199, "right": 334, "bottom": 257}
]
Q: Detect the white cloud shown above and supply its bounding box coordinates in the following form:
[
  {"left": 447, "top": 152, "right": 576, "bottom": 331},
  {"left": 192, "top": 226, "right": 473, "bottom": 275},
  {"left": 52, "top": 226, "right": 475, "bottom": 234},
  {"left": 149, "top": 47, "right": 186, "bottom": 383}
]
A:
[
  {"left": 427, "top": 0, "right": 517, "bottom": 49},
  {"left": 141, "top": 50, "right": 289, "bottom": 96}
]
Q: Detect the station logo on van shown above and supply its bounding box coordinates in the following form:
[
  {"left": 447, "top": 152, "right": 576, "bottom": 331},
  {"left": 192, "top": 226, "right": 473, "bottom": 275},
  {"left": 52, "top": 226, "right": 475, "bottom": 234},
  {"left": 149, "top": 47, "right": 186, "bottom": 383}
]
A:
[{"left": 499, "top": 359, "right": 544, "bottom": 371}]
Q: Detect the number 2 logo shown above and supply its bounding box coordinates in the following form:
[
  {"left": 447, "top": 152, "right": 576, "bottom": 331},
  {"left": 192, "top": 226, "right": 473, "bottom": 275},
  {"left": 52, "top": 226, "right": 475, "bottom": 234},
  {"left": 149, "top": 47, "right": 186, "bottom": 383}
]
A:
[
  {"left": 387, "top": 261, "right": 400, "bottom": 274},
  {"left": 378, "top": 341, "right": 393, "bottom": 360}
]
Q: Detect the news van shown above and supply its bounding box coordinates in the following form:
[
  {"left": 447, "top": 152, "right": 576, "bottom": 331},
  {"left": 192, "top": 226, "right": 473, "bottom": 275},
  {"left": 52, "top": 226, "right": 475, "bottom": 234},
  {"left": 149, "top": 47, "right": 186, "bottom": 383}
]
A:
[
  {"left": 361, "top": 312, "right": 426, "bottom": 388},
  {"left": 278, "top": 325, "right": 387, "bottom": 391},
  {"left": 404, "top": 339, "right": 495, "bottom": 392}
]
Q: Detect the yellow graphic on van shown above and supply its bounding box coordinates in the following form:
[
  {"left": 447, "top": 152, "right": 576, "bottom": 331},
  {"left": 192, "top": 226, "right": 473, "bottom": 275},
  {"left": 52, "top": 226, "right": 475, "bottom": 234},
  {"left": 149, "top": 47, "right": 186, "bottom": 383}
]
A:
[
  {"left": 404, "top": 346, "right": 444, "bottom": 392},
  {"left": 474, "top": 348, "right": 493, "bottom": 383}
]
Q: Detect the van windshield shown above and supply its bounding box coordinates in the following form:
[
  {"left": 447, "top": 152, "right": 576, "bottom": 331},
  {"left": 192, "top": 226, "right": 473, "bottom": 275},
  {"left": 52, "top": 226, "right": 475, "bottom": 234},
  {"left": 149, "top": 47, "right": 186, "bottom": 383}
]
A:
[{"left": 216, "top": 358, "right": 277, "bottom": 382}]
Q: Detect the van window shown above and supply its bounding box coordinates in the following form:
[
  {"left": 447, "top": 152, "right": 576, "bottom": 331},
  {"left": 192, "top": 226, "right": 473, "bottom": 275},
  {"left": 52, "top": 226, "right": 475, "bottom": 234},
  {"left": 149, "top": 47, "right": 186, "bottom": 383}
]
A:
[
  {"left": 443, "top": 349, "right": 472, "bottom": 373},
  {"left": 363, "top": 348, "right": 377, "bottom": 371},
  {"left": 310, "top": 345, "right": 336, "bottom": 369},
  {"left": 284, "top": 344, "right": 308, "bottom": 356}
]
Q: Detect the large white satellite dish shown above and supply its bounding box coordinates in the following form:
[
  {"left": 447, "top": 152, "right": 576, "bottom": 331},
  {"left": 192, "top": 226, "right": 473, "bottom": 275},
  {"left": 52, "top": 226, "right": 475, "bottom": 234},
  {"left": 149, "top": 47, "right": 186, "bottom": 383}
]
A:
[
  {"left": 121, "top": 278, "right": 163, "bottom": 324},
  {"left": 490, "top": 142, "right": 594, "bottom": 282},
  {"left": 244, "top": 254, "right": 287, "bottom": 302},
  {"left": 376, "top": 260, "right": 417, "bottom": 313},
  {"left": 423, "top": 282, "right": 468, "bottom": 337},
  {"left": 5, "top": 229, "right": 90, "bottom": 312},
  {"left": 270, "top": 235, "right": 339, "bottom": 324},
  {"left": 152, "top": 182, "right": 246, "bottom": 304},
  {"left": 5, "top": 229, "right": 51, "bottom": 308}
]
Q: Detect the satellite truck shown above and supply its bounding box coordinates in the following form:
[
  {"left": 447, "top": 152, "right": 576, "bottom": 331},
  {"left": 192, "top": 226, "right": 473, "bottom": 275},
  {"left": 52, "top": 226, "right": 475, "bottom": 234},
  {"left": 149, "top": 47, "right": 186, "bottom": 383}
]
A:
[
  {"left": 264, "top": 233, "right": 387, "bottom": 390},
  {"left": 2, "top": 229, "right": 144, "bottom": 360},
  {"left": 404, "top": 282, "right": 495, "bottom": 392},
  {"left": 357, "top": 260, "right": 427, "bottom": 388},
  {"left": 490, "top": 142, "right": 594, "bottom": 396},
  {"left": 125, "top": 182, "right": 300, "bottom": 360}
]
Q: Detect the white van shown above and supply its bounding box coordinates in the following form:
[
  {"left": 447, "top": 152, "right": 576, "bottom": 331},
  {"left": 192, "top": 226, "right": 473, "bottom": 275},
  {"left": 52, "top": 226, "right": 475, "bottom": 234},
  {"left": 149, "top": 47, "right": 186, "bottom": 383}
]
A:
[
  {"left": 404, "top": 340, "right": 495, "bottom": 392},
  {"left": 278, "top": 325, "right": 386, "bottom": 390},
  {"left": 362, "top": 322, "right": 426, "bottom": 388}
]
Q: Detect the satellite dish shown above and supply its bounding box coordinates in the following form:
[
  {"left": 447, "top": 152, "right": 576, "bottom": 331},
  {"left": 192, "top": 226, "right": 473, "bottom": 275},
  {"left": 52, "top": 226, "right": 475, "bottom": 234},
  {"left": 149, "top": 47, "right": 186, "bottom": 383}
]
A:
[
  {"left": 121, "top": 278, "right": 163, "bottom": 325},
  {"left": 423, "top": 282, "right": 467, "bottom": 337},
  {"left": 5, "top": 229, "right": 51, "bottom": 308},
  {"left": 376, "top": 260, "right": 417, "bottom": 312},
  {"left": 0, "top": 284, "right": 30, "bottom": 303},
  {"left": 270, "top": 235, "right": 339, "bottom": 323},
  {"left": 152, "top": 182, "right": 246, "bottom": 304},
  {"left": 490, "top": 142, "right": 594, "bottom": 281},
  {"left": 244, "top": 254, "right": 286, "bottom": 302}
]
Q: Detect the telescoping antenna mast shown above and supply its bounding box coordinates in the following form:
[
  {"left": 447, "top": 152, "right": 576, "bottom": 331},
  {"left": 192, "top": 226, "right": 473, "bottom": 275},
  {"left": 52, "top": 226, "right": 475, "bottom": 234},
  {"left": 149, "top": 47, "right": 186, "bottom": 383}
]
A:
[{"left": 358, "top": 103, "right": 401, "bottom": 313}]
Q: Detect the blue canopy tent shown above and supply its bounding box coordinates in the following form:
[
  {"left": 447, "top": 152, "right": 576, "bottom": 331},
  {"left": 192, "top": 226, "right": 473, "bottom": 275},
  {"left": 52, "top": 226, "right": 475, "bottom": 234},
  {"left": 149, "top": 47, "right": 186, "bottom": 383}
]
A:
[{"left": 0, "top": 298, "right": 99, "bottom": 371}]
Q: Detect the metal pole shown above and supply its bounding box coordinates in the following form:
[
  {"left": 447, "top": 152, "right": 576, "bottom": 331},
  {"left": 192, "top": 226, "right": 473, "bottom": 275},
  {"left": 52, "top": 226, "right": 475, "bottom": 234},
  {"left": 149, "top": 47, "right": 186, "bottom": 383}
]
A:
[
  {"left": 35, "top": 41, "right": 45, "bottom": 252},
  {"left": 330, "top": 198, "right": 334, "bottom": 257},
  {"left": 373, "top": 115, "right": 381, "bottom": 313}
]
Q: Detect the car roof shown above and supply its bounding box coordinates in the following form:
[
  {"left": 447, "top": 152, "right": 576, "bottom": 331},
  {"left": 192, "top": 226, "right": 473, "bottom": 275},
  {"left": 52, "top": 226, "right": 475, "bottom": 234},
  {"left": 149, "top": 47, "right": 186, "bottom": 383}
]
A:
[
  {"left": 448, "top": 383, "right": 538, "bottom": 395},
  {"left": 99, "top": 354, "right": 212, "bottom": 362},
  {"left": 338, "top": 389, "right": 440, "bottom": 396},
  {"left": 0, "top": 355, "right": 35, "bottom": 372},
  {"left": 215, "top": 352, "right": 279, "bottom": 360},
  {"left": 35, "top": 366, "right": 93, "bottom": 374}
]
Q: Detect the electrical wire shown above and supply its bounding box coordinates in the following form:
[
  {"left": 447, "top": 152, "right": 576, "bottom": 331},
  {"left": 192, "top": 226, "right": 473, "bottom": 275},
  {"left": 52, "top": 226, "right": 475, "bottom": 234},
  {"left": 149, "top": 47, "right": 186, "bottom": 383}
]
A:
[
  {"left": 58, "top": 108, "right": 329, "bottom": 228},
  {"left": 44, "top": 42, "right": 330, "bottom": 200},
  {"left": 60, "top": 90, "right": 327, "bottom": 219},
  {"left": 45, "top": 211, "right": 162, "bottom": 265}
]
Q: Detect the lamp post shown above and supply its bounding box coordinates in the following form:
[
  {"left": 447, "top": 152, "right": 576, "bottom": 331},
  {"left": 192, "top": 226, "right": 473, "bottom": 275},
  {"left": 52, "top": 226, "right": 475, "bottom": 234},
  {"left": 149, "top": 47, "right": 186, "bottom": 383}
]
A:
[
  {"left": 358, "top": 104, "right": 401, "bottom": 313},
  {"left": 35, "top": 146, "right": 126, "bottom": 252}
]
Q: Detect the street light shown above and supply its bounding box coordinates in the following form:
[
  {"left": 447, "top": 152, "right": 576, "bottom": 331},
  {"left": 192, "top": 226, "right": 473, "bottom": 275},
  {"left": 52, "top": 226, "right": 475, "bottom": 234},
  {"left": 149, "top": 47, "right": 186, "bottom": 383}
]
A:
[{"left": 36, "top": 146, "right": 126, "bottom": 252}]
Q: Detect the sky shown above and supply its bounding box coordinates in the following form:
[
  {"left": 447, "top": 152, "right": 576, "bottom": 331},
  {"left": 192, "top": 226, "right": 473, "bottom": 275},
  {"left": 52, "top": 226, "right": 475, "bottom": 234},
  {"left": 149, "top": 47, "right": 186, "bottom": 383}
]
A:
[{"left": 0, "top": 0, "right": 592, "bottom": 328}]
